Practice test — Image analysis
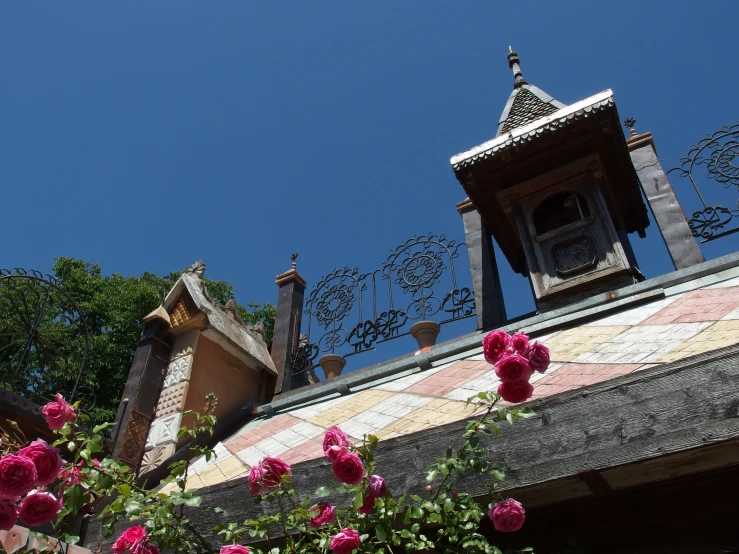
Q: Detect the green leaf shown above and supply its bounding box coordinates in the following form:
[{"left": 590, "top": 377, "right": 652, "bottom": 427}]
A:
[
  {"left": 314, "top": 486, "right": 332, "bottom": 497},
  {"left": 376, "top": 525, "right": 388, "bottom": 542},
  {"left": 63, "top": 484, "right": 88, "bottom": 514},
  {"left": 425, "top": 469, "right": 438, "bottom": 482},
  {"left": 63, "top": 534, "right": 80, "bottom": 545},
  {"left": 124, "top": 499, "right": 144, "bottom": 515},
  {"left": 443, "top": 498, "right": 455, "bottom": 513},
  {"left": 67, "top": 441, "right": 76, "bottom": 452},
  {"left": 184, "top": 496, "right": 203, "bottom": 507},
  {"left": 410, "top": 506, "right": 423, "bottom": 519}
]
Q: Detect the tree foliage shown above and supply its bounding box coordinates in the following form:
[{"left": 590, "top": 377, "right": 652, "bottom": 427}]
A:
[{"left": 0, "top": 257, "right": 275, "bottom": 424}]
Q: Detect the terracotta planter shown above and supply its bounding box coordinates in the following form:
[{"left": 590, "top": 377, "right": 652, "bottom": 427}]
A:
[
  {"left": 319, "top": 354, "right": 347, "bottom": 380},
  {"left": 410, "top": 320, "right": 440, "bottom": 349}
]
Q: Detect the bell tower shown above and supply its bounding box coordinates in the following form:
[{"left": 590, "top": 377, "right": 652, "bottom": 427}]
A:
[{"left": 451, "top": 48, "right": 650, "bottom": 311}]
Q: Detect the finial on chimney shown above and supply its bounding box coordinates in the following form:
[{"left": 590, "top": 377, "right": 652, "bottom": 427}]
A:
[
  {"left": 290, "top": 252, "right": 299, "bottom": 269},
  {"left": 507, "top": 46, "right": 528, "bottom": 89}
]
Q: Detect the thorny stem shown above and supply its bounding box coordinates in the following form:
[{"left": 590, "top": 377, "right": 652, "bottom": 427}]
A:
[
  {"left": 431, "top": 400, "right": 497, "bottom": 503},
  {"left": 184, "top": 521, "right": 216, "bottom": 553},
  {"left": 277, "top": 494, "right": 294, "bottom": 553}
]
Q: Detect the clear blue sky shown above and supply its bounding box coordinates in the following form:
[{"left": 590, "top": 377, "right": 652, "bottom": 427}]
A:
[{"left": 2, "top": 2, "right": 738, "bottom": 372}]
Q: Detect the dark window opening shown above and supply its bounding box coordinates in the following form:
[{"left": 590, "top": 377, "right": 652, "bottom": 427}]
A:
[{"left": 533, "top": 192, "right": 590, "bottom": 235}]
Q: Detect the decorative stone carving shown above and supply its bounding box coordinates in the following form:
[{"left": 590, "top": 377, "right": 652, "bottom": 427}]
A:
[
  {"left": 169, "top": 297, "right": 195, "bottom": 328},
  {"left": 117, "top": 410, "right": 150, "bottom": 467},
  {"left": 145, "top": 413, "right": 182, "bottom": 450},
  {"left": 154, "top": 381, "right": 189, "bottom": 419},
  {"left": 186, "top": 260, "right": 206, "bottom": 279},
  {"left": 163, "top": 354, "right": 193, "bottom": 388},
  {"left": 170, "top": 328, "right": 199, "bottom": 360},
  {"left": 139, "top": 443, "right": 176, "bottom": 476}
]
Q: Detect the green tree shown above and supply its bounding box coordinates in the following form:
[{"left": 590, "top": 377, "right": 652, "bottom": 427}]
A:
[{"left": 0, "top": 257, "right": 275, "bottom": 424}]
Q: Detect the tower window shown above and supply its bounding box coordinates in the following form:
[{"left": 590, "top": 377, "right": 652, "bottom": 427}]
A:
[{"left": 533, "top": 192, "right": 590, "bottom": 235}]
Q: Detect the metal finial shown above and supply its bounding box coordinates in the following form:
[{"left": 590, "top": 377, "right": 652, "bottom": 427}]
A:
[
  {"left": 623, "top": 118, "right": 638, "bottom": 136},
  {"left": 291, "top": 252, "right": 299, "bottom": 269},
  {"left": 507, "top": 47, "right": 527, "bottom": 89}
]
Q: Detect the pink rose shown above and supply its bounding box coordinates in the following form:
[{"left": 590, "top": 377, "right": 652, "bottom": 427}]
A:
[
  {"left": 510, "top": 332, "right": 529, "bottom": 353},
  {"left": 323, "top": 426, "right": 351, "bottom": 459},
  {"left": 332, "top": 451, "right": 365, "bottom": 485},
  {"left": 247, "top": 462, "right": 265, "bottom": 495},
  {"left": 113, "top": 527, "right": 152, "bottom": 554},
  {"left": 41, "top": 393, "right": 76, "bottom": 431},
  {"left": 357, "top": 494, "right": 376, "bottom": 515},
  {"left": 367, "top": 474, "right": 387, "bottom": 497},
  {"left": 309, "top": 502, "right": 337, "bottom": 528},
  {"left": 326, "top": 445, "right": 347, "bottom": 462},
  {"left": 498, "top": 380, "right": 534, "bottom": 404},
  {"left": 248, "top": 457, "right": 291, "bottom": 495},
  {"left": 483, "top": 330, "right": 511, "bottom": 365},
  {"left": 528, "top": 340, "right": 550, "bottom": 373},
  {"left": 330, "top": 528, "right": 361, "bottom": 554},
  {"left": 0, "top": 454, "right": 38, "bottom": 498},
  {"left": 18, "top": 490, "right": 62, "bottom": 527},
  {"left": 18, "top": 440, "right": 64, "bottom": 486},
  {"left": 130, "top": 538, "right": 159, "bottom": 554},
  {"left": 495, "top": 354, "right": 532, "bottom": 383},
  {"left": 0, "top": 497, "right": 18, "bottom": 531},
  {"left": 488, "top": 498, "right": 525, "bottom": 532},
  {"left": 220, "top": 547, "right": 251, "bottom": 554}
]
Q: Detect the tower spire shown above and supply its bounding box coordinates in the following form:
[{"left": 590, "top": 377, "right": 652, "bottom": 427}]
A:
[{"left": 507, "top": 46, "right": 527, "bottom": 89}]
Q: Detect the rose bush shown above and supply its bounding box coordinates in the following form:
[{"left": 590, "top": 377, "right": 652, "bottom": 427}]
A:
[{"left": 0, "top": 328, "right": 550, "bottom": 553}]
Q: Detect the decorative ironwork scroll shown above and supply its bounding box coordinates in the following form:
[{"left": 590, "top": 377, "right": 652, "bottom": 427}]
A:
[
  {"left": 668, "top": 121, "right": 739, "bottom": 242},
  {"left": 293, "top": 233, "right": 475, "bottom": 374},
  {"left": 0, "top": 268, "right": 90, "bottom": 408}
]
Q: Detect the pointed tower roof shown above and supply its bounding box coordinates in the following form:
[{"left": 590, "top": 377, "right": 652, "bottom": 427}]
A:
[{"left": 496, "top": 47, "right": 565, "bottom": 137}]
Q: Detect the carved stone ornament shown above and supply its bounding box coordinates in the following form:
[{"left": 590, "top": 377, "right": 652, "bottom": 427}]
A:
[
  {"left": 139, "top": 443, "right": 176, "bottom": 476},
  {"left": 154, "top": 381, "right": 189, "bottom": 419},
  {"left": 163, "top": 354, "right": 194, "bottom": 388},
  {"left": 186, "top": 260, "right": 206, "bottom": 279},
  {"left": 145, "top": 412, "right": 182, "bottom": 450}
]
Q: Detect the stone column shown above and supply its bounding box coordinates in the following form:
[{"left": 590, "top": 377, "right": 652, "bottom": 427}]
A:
[
  {"left": 110, "top": 315, "right": 172, "bottom": 469},
  {"left": 139, "top": 328, "right": 200, "bottom": 476},
  {"left": 627, "top": 131, "right": 704, "bottom": 270},
  {"left": 270, "top": 260, "right": 307, "bottom": 394},
  {"left": 457, "top": 198, "right": 507, "bottom": 330}
]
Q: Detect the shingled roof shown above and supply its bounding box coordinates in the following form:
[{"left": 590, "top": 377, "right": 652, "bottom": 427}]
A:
[{"left": 496, "top": 84, "right": 565, "bottom": 136}]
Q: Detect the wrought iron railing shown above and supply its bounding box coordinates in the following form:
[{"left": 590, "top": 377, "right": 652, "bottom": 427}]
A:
[
  {"left": 0, "top": 268, "right": 91, "bottom": 409},
  {"left": 667, "top": 121, "right": 739, "bottom": 242},
  {"left": 292, "top": 233, "right": 475, "bottom": 376}
]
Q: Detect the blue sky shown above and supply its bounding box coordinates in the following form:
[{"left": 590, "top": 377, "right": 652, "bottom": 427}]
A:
[{"left": 2, "top": 2, "right": 738, "bottom": 372}]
